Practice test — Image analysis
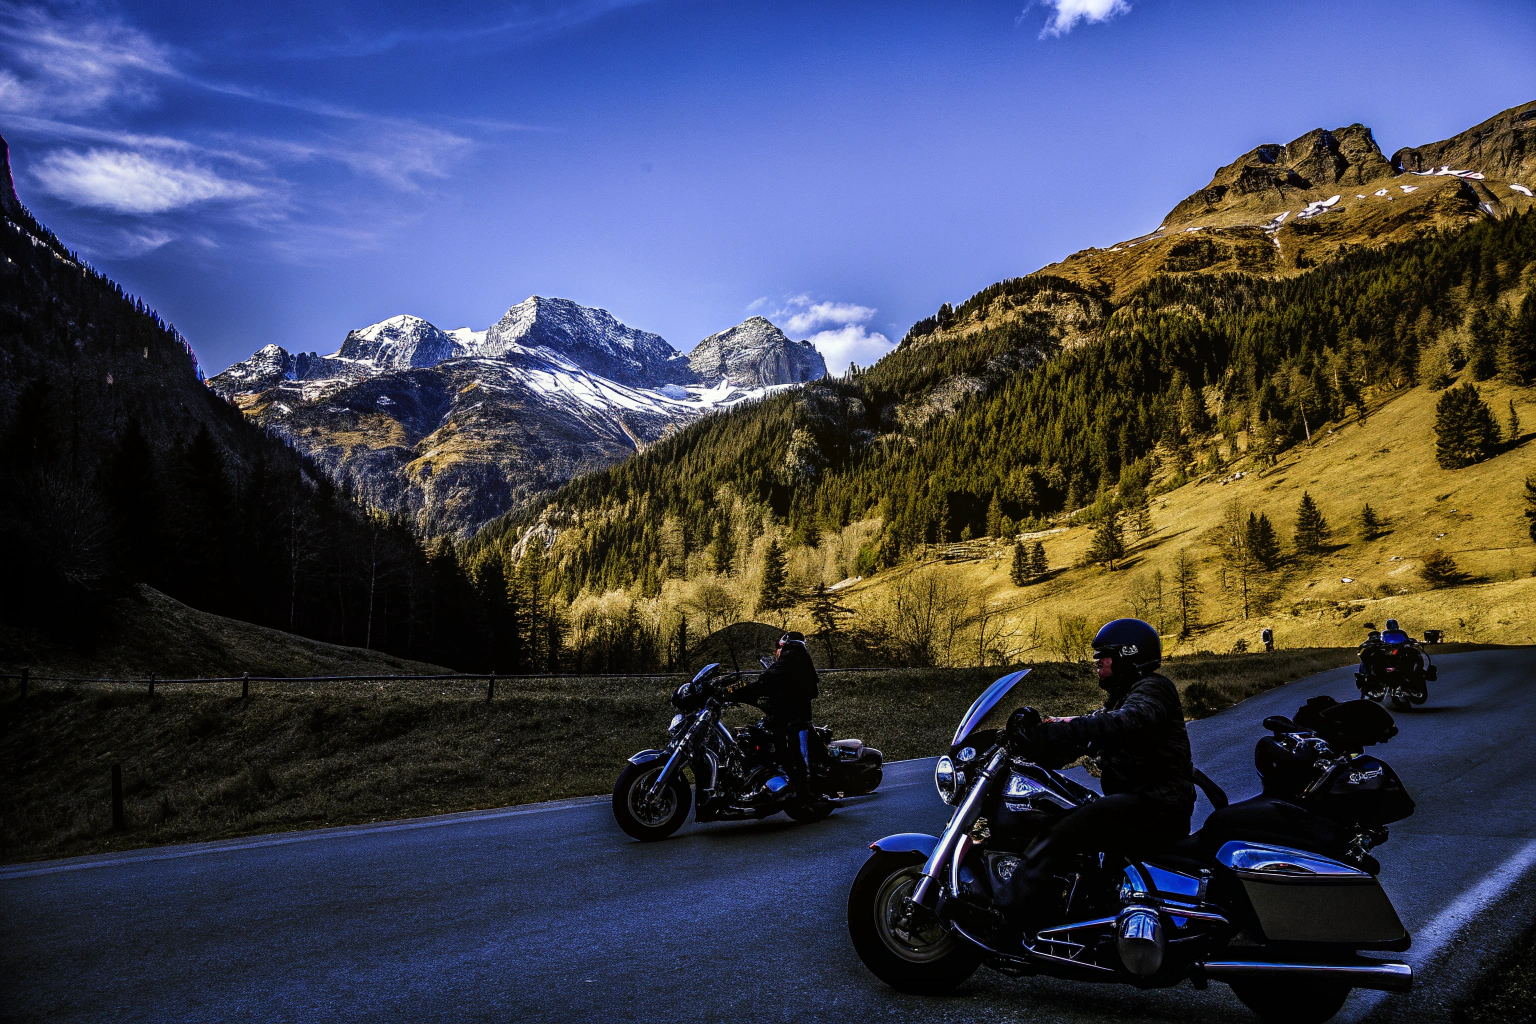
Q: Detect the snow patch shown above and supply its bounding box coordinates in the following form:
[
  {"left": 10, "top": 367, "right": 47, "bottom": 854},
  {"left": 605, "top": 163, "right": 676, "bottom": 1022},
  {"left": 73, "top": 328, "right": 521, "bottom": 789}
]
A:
[
  {"left": 1408, "top": 165, "right": 1484, "bottom": 180},
  {"left": 1373, "top": 189, "right": 1390, "bottom": 197},
  {"left": 1511, "top": 184, "right": 1533, "bottom": 197},
  {"left": 1399, "top": 185, "right": 1418, "bottom": 194},
  {"left": 1262, "top": 211, "right": 1290, "bottom": 233},
  {"left": 1298, "top": 195, "right": 1341, "bottom": 219}
]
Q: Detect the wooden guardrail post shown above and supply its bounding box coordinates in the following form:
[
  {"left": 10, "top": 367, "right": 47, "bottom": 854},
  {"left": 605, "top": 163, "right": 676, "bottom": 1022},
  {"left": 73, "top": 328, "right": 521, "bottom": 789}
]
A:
[
  {"left": 486, "top": 671, "right": 496, "bottom": 702},
  {"left": 147, "top": 674, "right": 156, "bottom": 698},
  {"left": 111, "top": 764, "right": 125, "bottom": 832},
  {"left": 18, "top": 667, "right": 26, "bottom": 699},
  {"left": 241, "top": 672, "right": 249, "bottom": 699}
]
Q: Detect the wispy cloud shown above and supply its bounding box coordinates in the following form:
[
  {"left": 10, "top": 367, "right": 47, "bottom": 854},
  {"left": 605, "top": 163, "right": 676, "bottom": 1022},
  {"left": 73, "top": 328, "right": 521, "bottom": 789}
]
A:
[
  {"left": 1022, "top": 0, "right": 1132, "bottom": 38},
  {"left": 0, "top": 2, "right": 172, "bottom": 116},
  {"left": 746, "top": 296, "right": 768, "bottom": 312},
  {"left": 33, "top": 148, "right": 260, "bottom": 214},
  {"left": 766, "top": 294, "right": 893, "bottom": 374},
  {"left": 270, "top": 1, "right": 655, "bottom": 60}
]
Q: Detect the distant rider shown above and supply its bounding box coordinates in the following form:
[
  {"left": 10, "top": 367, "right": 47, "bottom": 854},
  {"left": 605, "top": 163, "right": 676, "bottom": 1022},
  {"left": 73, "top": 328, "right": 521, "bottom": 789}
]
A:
[
  {"left": 1002, "top": 618, "right": 1195, "bottom": 940},
  {"left": 723, "top": 632, "right": 821, "bottom": 801}
]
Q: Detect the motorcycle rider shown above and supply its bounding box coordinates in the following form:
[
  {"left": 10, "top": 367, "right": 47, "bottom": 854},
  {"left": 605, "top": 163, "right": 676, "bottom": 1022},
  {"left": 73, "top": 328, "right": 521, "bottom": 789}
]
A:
[
  {"left": 722, "top": 632, "right": 821, "bottom": 801},
  {"left": 1001, "top": 618, "right": 1195, "bottom": 940}
]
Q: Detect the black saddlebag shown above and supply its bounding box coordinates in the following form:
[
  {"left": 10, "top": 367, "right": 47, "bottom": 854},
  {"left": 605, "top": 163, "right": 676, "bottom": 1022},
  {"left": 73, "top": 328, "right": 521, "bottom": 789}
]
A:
[{"left": 825, "top": 739, "right": 882, "bottom": 796}]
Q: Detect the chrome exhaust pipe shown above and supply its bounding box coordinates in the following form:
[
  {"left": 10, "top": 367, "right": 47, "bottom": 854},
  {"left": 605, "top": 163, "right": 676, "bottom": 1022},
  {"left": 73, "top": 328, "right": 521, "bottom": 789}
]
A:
[{"left": 1200, "top": 959, "right": 1412, "bottom": 992}]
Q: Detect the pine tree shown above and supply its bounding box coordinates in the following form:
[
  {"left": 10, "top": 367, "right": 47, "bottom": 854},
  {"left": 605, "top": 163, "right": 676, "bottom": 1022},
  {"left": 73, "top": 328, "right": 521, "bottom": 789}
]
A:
[
  {"left": 1010, "top": 542, "right": 1029, "bottom": 586},
  {"left": 1507, "top": 399, "right": 1522, "bottom": 444},
  {"left": 1357, "top": 503, "right": 1385, "bottom": 540},
  {"left": 1525, "top": 476, "right": 1536, "bottom": 543},
  {"left": 1501, "top": 291, "right": 1536, "bottom": 386},
  {"left": 1030, "top": 540, "right": 1048, "bottom": 577},
  {"left": 1468, "top": 305, "right": 1499, "bottom": 381},
  {"left": 1088, "top": 510, "right": 1126, "bottom": 569},
  {"left": 757, "top": 538, "right": 790, "bottom": 623},
  {"left": 808, "top": 583, "right": 850, "bottom": 667},
  {"left": 1434, "top": 382, "right": 1500, "bottom": 468},
  {"left": 1294, "top": 492, "right": 1330, "bottom": 555},
  {"left": 1247, "top": 512, "right": 1281, "bottom": 569},
  {"left": 986, "top": 491, "right": 1004, "bottom": 539}
]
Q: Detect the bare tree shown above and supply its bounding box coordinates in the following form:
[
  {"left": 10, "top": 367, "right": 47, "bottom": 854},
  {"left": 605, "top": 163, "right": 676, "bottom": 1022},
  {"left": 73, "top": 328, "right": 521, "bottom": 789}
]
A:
[
  {"left": 1127, "top": 569, "right": 1167, "bottom": 634},
  {"left": 1172, "top": 549, "right": 1202, "bottom": 638}
]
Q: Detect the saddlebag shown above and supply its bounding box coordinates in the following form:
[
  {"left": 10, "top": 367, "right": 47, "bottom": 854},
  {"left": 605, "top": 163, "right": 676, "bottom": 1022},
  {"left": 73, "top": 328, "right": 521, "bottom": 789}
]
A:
[{"left": 1215, "top": 840, "right": 1408, "bottom": 947}]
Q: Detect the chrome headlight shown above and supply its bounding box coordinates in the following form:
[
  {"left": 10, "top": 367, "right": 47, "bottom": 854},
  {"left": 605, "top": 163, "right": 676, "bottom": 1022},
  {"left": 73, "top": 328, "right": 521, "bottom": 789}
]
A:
[
  {"left": 935, "top": 756, "right": 960, "bottom": 805},
  {"left": 668, "top": 713, "right": 687, "bottom": 737},
  {"left": 956, "top": 746, "right": 977, "bottom": 764}
]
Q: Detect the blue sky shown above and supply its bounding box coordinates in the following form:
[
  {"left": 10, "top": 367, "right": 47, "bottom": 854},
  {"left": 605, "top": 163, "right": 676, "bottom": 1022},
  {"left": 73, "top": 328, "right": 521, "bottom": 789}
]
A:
[{"left": 3, "top": 0, "right": 1534, "bottom": 376}]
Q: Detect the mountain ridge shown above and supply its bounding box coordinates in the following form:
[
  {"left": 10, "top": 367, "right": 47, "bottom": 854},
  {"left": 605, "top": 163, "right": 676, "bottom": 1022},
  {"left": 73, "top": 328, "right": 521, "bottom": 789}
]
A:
[{"left": 209, "top": 299, "right": 828, "bottom": 536}]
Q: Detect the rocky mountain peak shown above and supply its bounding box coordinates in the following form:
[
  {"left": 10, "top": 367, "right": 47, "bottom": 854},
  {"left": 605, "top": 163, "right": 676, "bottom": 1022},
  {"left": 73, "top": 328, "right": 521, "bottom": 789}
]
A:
[
  {"left": 1392, "top": 99, "right": 1536, "bottom": 182},
  {"left": 0, "top": 135, "right": 21, "bottom": 220},
  {"left": 482, "top": 295, "right": 695, "bottom": 387},
  {"left": 336, "top": 314, "right": 463, "bottom": 369},
  {"left": 689, "top": 316, "right": 827, "bottom": 388},
  {"left": 1165, "top": 122, "right": 1392, "bottom": 228}
]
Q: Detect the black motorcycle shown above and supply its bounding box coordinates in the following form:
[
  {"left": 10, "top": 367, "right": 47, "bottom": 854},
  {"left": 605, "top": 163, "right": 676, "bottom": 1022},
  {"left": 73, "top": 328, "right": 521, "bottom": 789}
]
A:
[
  {"left": 612, "top": 663, "right": 883, "bottom": 841},
  {"left": 1356, "top": 631, "right": 1435, "bottom": 710},
  {"left": 848, "top": 670, "right": 1415, "bottom": 1024}
]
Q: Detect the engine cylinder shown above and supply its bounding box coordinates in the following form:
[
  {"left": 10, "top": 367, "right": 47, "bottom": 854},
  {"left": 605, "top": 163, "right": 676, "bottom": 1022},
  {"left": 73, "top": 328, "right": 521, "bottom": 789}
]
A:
[{"left": 1117, "top": 907, "right": 1164, "bottom": 976}]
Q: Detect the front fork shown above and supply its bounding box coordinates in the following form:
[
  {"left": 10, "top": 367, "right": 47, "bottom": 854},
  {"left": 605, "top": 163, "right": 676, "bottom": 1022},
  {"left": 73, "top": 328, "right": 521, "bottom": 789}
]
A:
[
  {"left": 646, "top": 713, "right": 713, "bottom": 804},
  {"left": 911, "top": 747, "right": 1008, "bottom": 911}
]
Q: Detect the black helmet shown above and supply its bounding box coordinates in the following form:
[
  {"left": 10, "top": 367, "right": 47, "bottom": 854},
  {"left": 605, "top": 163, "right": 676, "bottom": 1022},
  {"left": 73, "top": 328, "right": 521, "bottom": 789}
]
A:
[
  {"left": 1091, "top": 618, "right": 1162, "bottom": 678},
  {"left": 778, "top": 631, "right": 808, "bottom": 652}
]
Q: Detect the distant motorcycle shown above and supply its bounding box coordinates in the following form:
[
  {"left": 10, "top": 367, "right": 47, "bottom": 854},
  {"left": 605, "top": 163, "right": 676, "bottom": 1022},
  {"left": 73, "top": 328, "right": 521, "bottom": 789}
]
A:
[
  {"left": 1356, "top": 629, "right": 1436, "bottom": 710},
  {"left": 612, "top": 663, "right": 883, "bottom": 841},
  {"left": 847, "top": 671, "right": 1416, "bottom": 1024}
]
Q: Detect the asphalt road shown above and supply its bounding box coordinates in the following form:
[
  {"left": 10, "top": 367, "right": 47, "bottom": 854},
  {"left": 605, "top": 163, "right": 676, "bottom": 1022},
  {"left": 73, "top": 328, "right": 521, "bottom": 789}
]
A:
[{"left": 4, "top": 650, "right": 1535, "bottom": 1024}]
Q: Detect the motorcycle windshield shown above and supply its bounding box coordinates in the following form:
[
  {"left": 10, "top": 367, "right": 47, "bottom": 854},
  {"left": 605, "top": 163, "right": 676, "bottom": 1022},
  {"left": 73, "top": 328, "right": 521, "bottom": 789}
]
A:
[{"left": 951, "top": 669, "right": 1032, "bottom": 747}]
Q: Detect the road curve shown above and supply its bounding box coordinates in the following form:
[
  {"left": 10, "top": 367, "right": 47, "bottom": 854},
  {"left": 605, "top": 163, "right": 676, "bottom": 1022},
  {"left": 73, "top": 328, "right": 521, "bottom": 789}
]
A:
[{"left": 3, "top": 650, "right": 1534, "bottom": 1023}]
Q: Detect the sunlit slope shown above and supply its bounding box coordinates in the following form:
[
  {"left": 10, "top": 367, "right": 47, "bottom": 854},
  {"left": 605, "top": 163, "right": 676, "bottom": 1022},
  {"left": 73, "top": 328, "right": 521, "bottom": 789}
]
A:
[{"left": 836, "top": 378, "right": 1536, "bottom": 653}]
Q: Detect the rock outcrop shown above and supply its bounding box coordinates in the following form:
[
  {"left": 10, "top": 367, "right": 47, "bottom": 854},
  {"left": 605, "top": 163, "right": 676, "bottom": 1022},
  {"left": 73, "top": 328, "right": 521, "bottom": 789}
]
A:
[
  {"left": 688, "top": 316, "right": 826, "bottom": 388},
  {"left": 1392, "top": 99, "right": 1536, "bottom": 184}
]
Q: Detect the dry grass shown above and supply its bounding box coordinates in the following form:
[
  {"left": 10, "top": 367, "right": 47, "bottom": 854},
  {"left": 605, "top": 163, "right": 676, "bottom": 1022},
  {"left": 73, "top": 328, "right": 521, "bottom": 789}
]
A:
[
  {"left": 824, "top": 377, "right": 1536, "bottom": 659},
  {"left": 0, "top": 585, "right": 447, "bottom": 679},
  {"left": 0, "top": 648, "right": 1350, "bottom": 864}
]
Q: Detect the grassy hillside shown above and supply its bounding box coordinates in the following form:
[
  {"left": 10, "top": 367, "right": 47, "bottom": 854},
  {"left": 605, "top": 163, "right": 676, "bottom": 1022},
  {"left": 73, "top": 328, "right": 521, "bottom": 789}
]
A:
[
  {"left": 819, "top": 375, "right": 1536, "bottom": 658},
  {"left": 0, "top": 585, "right": 447, "bottom": 679},
  {"left": 0, "top": 649, "right": 1350, "bottom": 862}
]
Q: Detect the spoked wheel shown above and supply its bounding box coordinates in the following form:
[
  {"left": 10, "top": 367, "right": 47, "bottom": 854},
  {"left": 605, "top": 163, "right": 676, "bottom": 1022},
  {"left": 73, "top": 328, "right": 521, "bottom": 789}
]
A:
[
  {"left": 1229, "top": 978, "right": 1352, "bottom": 1024},
  {"left": 847, "top": 852, "right": 980, "bottom": 994},
  {"left": 612, "top": 761, "right": 691, "bottom": 841}
]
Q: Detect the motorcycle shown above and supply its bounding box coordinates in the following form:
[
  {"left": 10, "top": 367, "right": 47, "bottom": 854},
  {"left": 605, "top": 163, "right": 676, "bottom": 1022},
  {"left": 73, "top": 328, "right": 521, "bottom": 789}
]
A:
[
  {"left": 1356, "top": 629, "right": 1436, "bottom": 710},
  {"left": 847, "top": 670, "right": 1416, "bottom": 1024},
  {"left": 612, "top": 662, "right": 883, "bottom": 841}
]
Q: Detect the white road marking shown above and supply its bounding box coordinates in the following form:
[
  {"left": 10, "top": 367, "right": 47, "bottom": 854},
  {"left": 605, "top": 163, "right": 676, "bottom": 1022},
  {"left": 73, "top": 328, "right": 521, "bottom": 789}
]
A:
[{"left": 1344, "top": 836, "right": 1536, "bottom": 1022}]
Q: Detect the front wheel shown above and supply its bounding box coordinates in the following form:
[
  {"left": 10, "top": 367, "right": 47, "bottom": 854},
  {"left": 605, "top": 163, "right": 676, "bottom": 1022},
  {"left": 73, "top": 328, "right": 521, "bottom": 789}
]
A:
[
  {"left": 847, "top": 852, "right": 980, "bottom": 994},
  {"left": 612, "top": 760, "right": 691, "bottom": 841},
  {"left": 1229, "top": 978, "right": 1351, "bottom": 1024}
]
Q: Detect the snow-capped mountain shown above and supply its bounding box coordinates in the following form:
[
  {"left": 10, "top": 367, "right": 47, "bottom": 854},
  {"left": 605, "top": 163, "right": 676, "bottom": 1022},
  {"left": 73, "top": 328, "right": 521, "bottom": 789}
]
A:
[
  {"left": 208, "top": 297, "right": 826, "bottom": 536},
  {"left": 689, "top": 316, "right": 826, "bottom": 388}
]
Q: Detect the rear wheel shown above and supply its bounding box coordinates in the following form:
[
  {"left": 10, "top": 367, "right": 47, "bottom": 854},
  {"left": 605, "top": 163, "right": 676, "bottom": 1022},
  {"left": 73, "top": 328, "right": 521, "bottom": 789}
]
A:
[
  {"left": 847, "top": 852, "right": 980, "bottom": 994},
  {"left": 612, "top": 761, "right": 691, "bottom": 841},
  {"left": 1229, "top": 978, "right": 1351, "bottom": 1024}
]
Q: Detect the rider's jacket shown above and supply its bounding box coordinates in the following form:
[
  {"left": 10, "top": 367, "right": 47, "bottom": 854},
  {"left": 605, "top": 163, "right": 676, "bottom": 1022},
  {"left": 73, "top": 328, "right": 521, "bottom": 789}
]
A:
[
  {"left": 722, "top": 645, "right": 819, "bottom": 722},
  {"left": 1031, "top": 672, "right": 1195, "bottom": 815}
]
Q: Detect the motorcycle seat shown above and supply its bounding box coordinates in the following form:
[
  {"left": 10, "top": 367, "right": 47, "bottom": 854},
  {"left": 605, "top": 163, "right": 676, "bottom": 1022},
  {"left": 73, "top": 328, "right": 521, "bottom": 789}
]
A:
[{"left": 1138, "top": 832, "right": 1211, "bottom": 874}]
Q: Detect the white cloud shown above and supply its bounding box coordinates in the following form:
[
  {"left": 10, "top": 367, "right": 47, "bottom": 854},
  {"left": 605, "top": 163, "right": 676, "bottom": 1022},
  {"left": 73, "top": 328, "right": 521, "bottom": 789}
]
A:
[
  {"left": 806, "top": 324, "right": 894, "bottom": 376},
  {"left": 0, "top": 3, "right": 173, "bottom": 116},
  {"left": 1026, "top": 0, "right": 1131, "bottom": 38},
  {"left": 33, "top": 149, "right": 258, "bottom": 214},
  {"left": 776, "top": 295, "right": 878, "bottom": 335},
  {"left": 746, "top": 296, "right": 769, "bottom": 312}
]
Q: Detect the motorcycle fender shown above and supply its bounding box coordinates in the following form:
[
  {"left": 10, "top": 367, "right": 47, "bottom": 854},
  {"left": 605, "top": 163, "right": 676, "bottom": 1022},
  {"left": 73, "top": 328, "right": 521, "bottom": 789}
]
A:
[
  {"left": 870, "top": 833, "right": 940, "bottom": 857},
  {"left": 627, "top": 749, "right": 667, "bottom": 766}
]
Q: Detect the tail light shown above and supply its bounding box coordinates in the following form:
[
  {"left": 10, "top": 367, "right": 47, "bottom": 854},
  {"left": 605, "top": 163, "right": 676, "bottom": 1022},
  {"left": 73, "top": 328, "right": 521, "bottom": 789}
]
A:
[{"left": 1388, "top": 648, "right": 1399, "bottom": 655}]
